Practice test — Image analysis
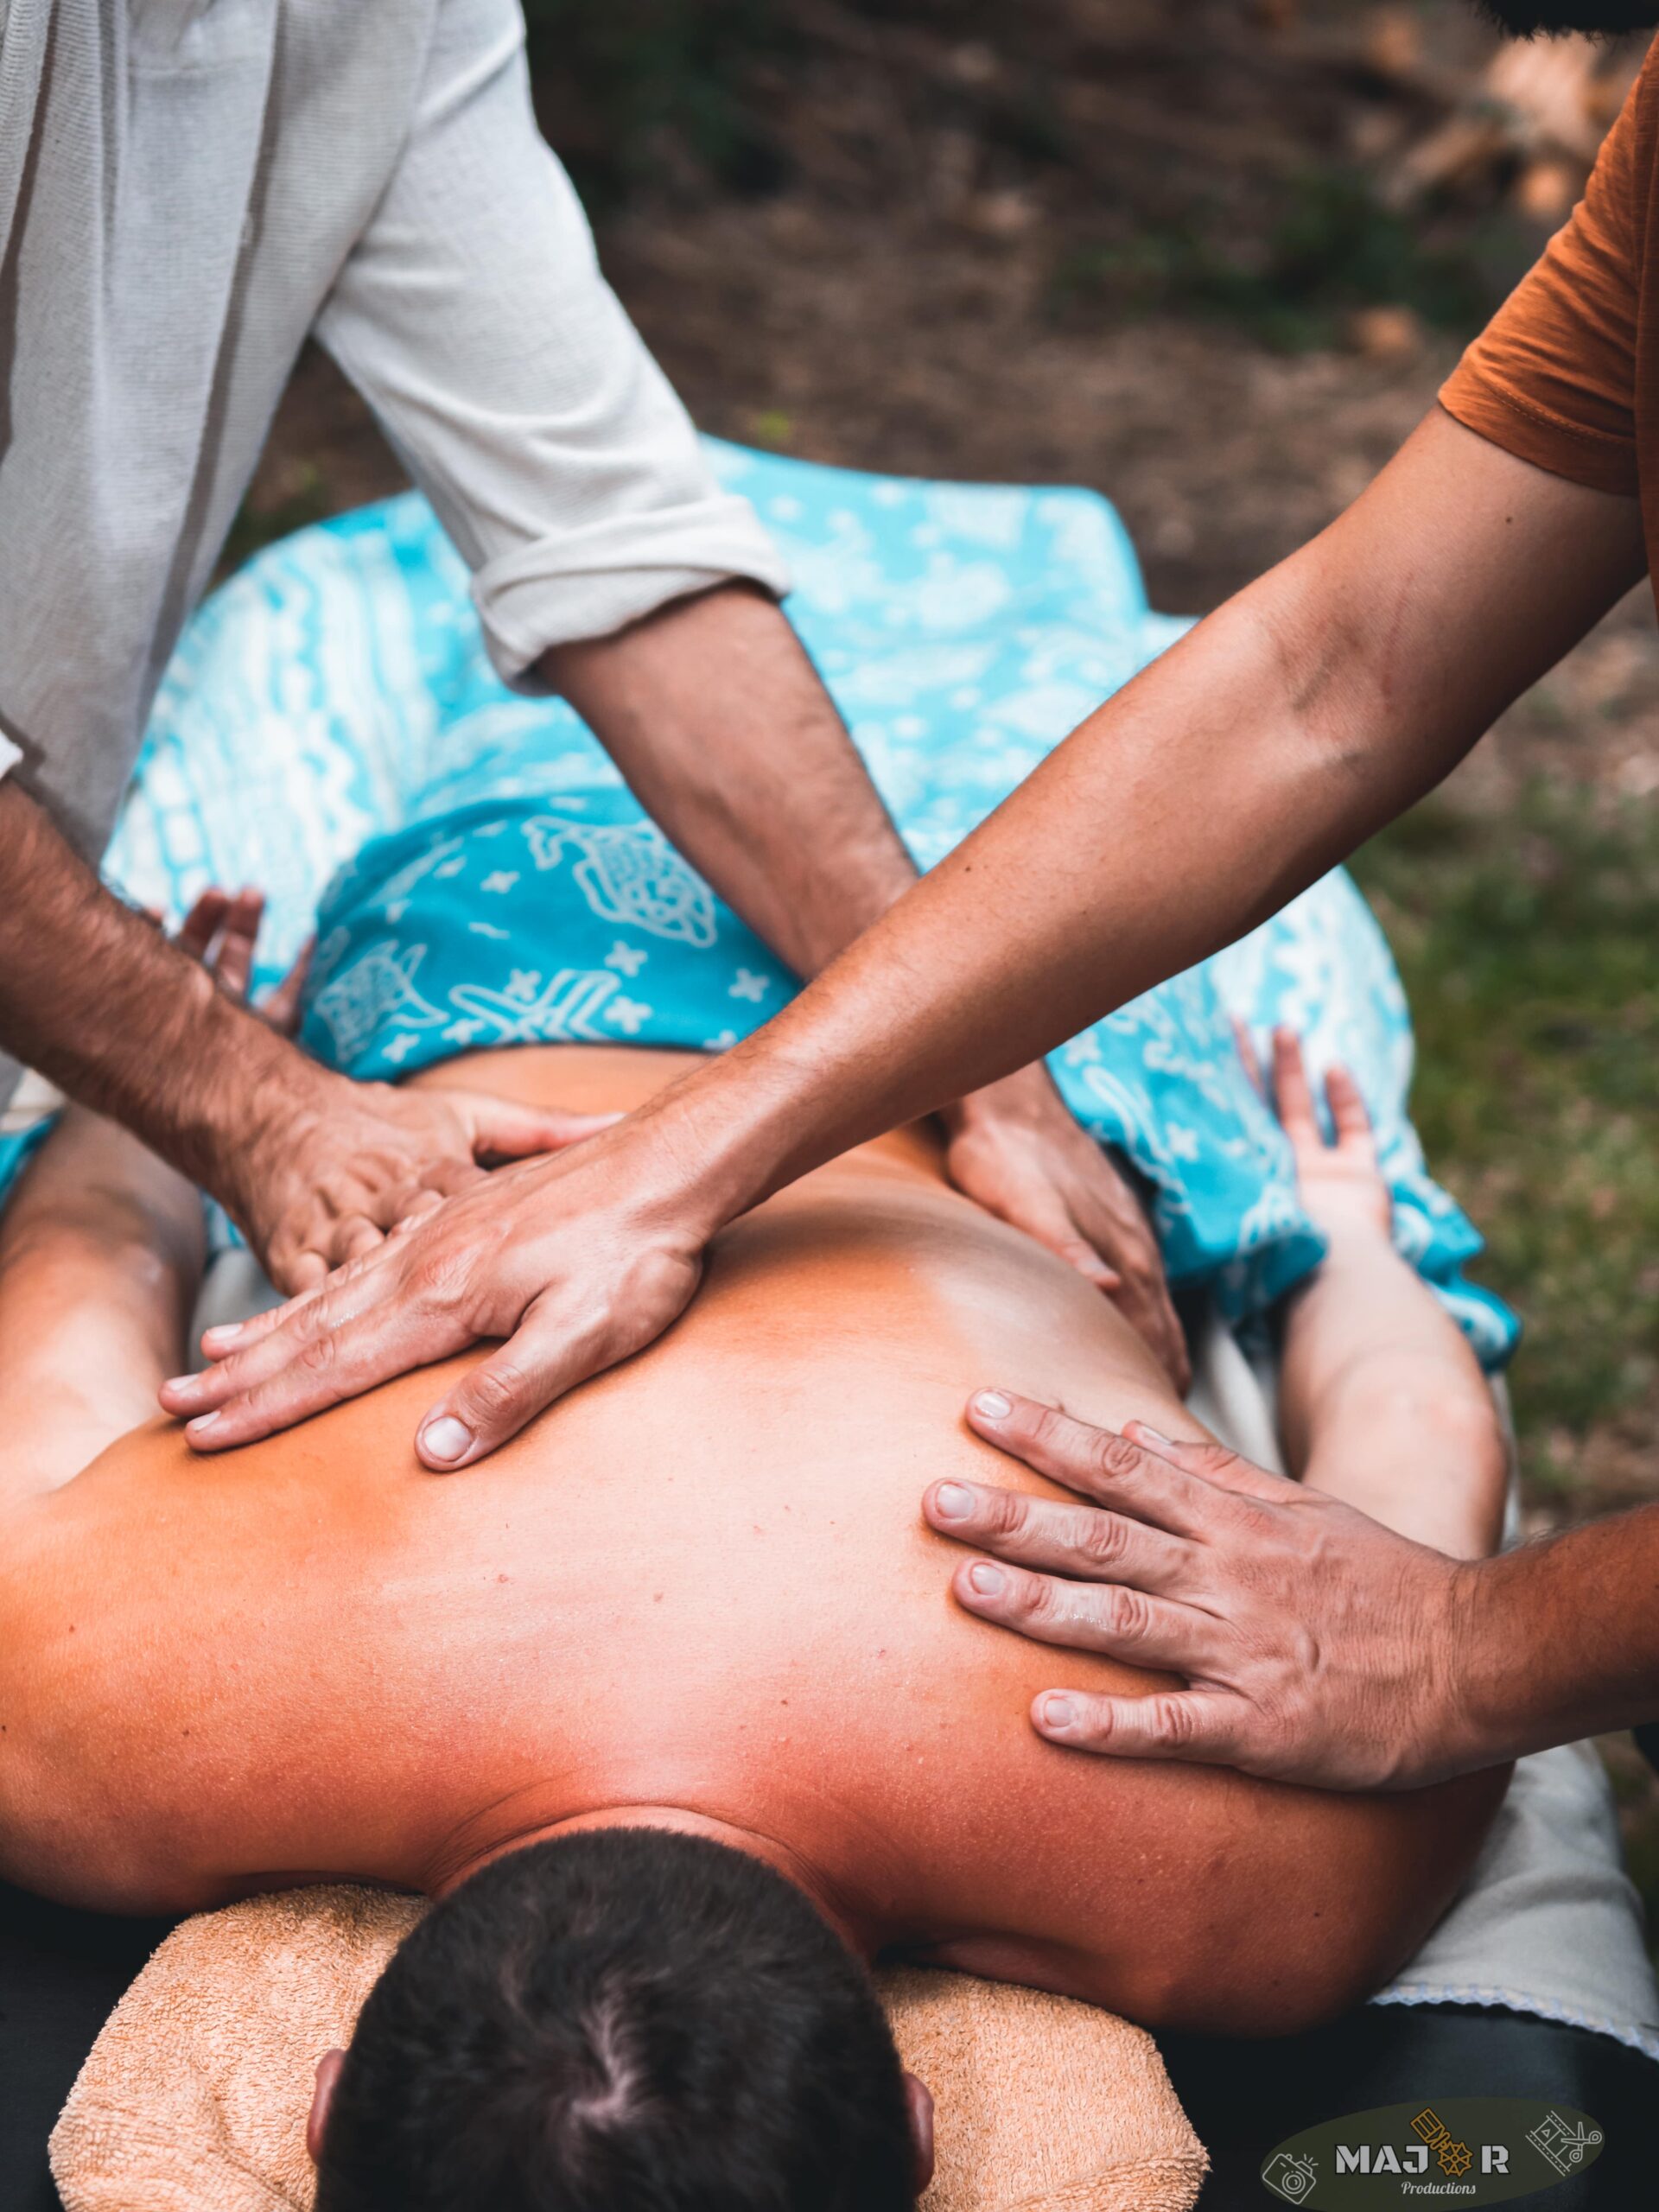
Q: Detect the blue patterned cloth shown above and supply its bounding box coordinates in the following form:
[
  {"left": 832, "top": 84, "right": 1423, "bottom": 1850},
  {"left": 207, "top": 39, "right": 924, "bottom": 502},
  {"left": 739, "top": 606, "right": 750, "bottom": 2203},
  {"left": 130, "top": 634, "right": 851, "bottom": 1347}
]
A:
[{"left": 46, "top": 441, "right": 1510, "bottom": 1361}]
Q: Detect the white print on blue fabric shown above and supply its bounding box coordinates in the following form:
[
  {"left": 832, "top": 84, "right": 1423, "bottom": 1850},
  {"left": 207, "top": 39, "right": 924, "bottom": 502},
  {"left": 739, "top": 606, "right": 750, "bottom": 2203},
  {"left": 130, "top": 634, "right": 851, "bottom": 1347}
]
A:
[
  {"left": 446, "top": 970, "right": 630, "bottom": 1046},
  {"left": 81, "top": 441, "right": 1516, "bottom": 1363},
  {"left": 522, "top": 814, "right": 718, "bottom": 947},
  {"left": 308, "top": 941, "right": 448, "bottom": 1064}
]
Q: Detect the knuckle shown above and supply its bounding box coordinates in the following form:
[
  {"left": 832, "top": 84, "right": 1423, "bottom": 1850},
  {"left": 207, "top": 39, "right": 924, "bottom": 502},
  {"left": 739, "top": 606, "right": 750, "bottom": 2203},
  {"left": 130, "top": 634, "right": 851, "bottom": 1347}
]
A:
[
  {"left": 410, "top": 1245, "right": 472, "bottom": 1309},
  {"left": 1018, "top": 1573, "right": 1064, "bottom": 1627},
  {"left": 461, "top": 1360, "right": 529, "bottom": 1422},
  {"left": 983, "top": 1487, "right": 1031, "bottom": 1541},
  {"left": 1103, "top": 1584, "right": 1152, "bottom": 1644},
  {"left": 1077, "top": 1510, "right": 1129, "bottom": 1573},
  {"left": 1085, "top": 1428, "right": 1142, "bottom": 1486},
  {"left": 281, "top": 1292, "right": 331, "bottom": 1344},
  {"left": 1065, "top": 1696, "right": 1115, "bottom": 1749},
  {"left": 296, "top": 1329, "right": 340, "bottom": 1380},
  {"left": 1023, "top": 1402, "right": 1063, "bottom": 1448},
  {"left": 1027, "top": 1403, "right": 1087, "bottom": 1465},
  {"left": 1149, "top": 1693, "right": 1202, "bottom": 1751}
]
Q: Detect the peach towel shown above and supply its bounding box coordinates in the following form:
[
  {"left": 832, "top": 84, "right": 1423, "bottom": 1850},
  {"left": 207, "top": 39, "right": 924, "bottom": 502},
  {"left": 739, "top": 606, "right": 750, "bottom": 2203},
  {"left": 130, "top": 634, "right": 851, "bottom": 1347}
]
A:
[{"left": 50, "top": 1885, "right": 1206, "bottom": 2212}]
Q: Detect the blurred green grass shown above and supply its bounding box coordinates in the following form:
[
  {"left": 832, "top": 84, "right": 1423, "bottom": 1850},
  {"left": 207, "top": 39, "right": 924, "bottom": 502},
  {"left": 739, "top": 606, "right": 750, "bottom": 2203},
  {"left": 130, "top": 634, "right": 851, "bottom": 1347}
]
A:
[
  {"left": 1356, "top": 785, "right": 1659, "bottom": 1947},
  {"left": 1352, "top": 785, "right": 1659, "bottom": 1503},
  {"left": 1048, "top": 167, "right": 1515, "bottom": 353}
]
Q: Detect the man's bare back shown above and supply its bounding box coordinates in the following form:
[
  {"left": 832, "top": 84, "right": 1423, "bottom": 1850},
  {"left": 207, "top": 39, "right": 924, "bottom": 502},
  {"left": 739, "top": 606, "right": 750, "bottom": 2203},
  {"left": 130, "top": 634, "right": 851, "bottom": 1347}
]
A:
[{"left": 0, "top": 1043, "right": 1504, "bottom": 2043}]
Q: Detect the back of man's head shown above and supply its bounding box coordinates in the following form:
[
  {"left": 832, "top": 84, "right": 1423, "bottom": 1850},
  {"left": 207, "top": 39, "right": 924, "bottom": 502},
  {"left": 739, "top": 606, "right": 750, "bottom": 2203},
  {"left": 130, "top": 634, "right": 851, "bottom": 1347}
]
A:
[
  {"left": 1474, "top": 3, "right": 1659, "bottom": 33},
  {"left": 311, "top": 1827, "right": 917, "bottom": 2212}
]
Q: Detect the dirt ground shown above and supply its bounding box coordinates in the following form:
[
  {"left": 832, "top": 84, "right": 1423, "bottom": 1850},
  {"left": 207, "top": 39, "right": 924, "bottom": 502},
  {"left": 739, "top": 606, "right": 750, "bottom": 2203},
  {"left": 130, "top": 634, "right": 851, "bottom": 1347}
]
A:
[{"left": 255, "top": 1, "right": 1659, "bottom": 793}]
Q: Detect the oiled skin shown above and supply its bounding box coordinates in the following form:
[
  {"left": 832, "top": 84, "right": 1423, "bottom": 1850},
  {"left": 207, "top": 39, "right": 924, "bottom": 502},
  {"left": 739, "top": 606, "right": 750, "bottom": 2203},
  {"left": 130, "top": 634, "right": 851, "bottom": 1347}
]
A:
[{"left": 0, "top": 1048, "right": 1503, "bottom": 2035}]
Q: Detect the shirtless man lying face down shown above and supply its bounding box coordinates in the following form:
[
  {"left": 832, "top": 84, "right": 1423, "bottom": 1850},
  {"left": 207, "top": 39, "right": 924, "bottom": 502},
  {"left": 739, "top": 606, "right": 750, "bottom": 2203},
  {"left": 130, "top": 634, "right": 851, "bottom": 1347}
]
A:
[{"left": 0, "top": 953, "right": 1509, "bottom": 2209}]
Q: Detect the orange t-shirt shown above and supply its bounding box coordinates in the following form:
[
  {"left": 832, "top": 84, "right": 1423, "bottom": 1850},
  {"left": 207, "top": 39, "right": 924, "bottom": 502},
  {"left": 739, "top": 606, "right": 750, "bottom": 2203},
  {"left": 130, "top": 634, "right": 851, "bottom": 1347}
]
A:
[{"left": 1441, "top": 42, "right": 1656, "bottom": 543}]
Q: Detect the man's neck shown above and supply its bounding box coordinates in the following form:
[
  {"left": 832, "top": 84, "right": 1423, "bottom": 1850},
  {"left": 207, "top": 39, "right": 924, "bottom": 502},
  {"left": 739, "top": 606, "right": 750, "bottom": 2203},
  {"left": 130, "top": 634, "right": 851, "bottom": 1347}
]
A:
[{"left": 429, "top": 1798, "right": 876, "bottom": 1958}]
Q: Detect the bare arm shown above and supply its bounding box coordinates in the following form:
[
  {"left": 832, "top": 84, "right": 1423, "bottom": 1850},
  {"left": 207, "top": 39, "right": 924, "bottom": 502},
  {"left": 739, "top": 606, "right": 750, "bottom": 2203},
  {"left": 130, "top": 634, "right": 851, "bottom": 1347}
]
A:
[
  {"left": 668, "top": 410, "right": 1646, "bottom": 1192},
  {"left": 1263, "top": 1031, "right": 1507, "bottom": 1560},
  {"left": 542, "top": 580, "right": 1185, "bottom": 1370},
  {"left": 0, "top": 1101, "right": 202, "bottom": 1501},
  {"left": 542, "top": 582, "right": 916, "bottom": 979},
  {"left": 0, "top": 893, "right": 276, "bottom": 1497},
  {"left": 0, "top": 793, "right": 597, "bottom": 1287},
  {"left": 171, "top": 411, "right": 1646, "bottom": 1477}
]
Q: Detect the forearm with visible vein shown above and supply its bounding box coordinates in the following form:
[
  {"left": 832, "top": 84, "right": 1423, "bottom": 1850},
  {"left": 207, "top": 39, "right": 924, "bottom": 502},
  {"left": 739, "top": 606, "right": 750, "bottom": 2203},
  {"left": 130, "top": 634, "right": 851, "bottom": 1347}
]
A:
[{"left": 633, "top": 415, "right": 1647, "bottom": 1230}]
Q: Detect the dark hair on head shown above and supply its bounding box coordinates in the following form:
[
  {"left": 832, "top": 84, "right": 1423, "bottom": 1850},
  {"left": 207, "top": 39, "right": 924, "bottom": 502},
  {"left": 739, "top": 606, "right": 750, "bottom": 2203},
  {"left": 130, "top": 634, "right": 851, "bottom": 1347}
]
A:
[
  {"left": 1472, "top": 2, "right": 1659, "bottom": 34},
  {"left": 312, "top": 1827, "right": 916, "bottom": 2212}
]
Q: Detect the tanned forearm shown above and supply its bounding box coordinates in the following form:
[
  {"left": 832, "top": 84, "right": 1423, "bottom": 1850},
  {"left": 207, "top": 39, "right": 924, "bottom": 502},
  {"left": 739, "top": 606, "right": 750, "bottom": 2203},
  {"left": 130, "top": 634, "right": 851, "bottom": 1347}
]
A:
[
  {"left": 616, "top": 413, "right": 1649, "bottom": 1230},
  {"left": 542, "top": 582, "right": 917, "bottom": 977},
  {"left": 0, "top": 780, "right": 297, "bottom": 1195},
  {"left": 1455, "top": 1507, "right": 1659, "bottom": 1764}
]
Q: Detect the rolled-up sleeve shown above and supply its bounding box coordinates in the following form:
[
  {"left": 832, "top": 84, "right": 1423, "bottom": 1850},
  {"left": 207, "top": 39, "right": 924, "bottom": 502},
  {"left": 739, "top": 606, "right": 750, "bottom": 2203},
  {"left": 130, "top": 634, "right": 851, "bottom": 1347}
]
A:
[
  {"left": 314, "top": 0, "right": 789, "bottom": 684},
  {"left": 0, "top": 726, "right": 21, "bottom": 779}
]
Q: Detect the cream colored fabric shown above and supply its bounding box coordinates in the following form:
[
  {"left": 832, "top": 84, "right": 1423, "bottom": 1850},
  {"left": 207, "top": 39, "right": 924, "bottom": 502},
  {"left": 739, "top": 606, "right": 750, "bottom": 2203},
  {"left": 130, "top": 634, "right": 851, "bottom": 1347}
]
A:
[
  {"left": 49, "top": 1886, "right": 1207, "bottom": 2212},
  {"left": 0, "top": 0, "right": 788, "bottom": 1121}
]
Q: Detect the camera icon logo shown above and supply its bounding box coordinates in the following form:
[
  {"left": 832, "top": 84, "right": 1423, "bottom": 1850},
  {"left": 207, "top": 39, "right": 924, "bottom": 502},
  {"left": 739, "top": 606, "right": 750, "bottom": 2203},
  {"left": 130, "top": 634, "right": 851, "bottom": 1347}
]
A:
[{"left": 1261, "top": 2149, "right": 1319, "bottom": 2202}]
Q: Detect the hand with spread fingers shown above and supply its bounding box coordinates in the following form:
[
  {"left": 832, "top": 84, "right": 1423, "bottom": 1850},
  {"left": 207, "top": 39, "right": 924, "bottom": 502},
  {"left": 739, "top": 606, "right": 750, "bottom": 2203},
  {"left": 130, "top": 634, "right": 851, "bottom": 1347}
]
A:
[
  {"left": 923, "top": 1398, "right": 1479, "bottom": 1790},
  {"left": 157, "top": 887, "right": 617, "bottom": 1297},
  {"left": 923, "top": 1029, "right": 1521, "bottom": 1792},
  {"left": 165, "top": 884, "right": 312, "bottom": 1033},
  {"left": 158, "top": 1106, "right": 712, "bottom": 1469}
]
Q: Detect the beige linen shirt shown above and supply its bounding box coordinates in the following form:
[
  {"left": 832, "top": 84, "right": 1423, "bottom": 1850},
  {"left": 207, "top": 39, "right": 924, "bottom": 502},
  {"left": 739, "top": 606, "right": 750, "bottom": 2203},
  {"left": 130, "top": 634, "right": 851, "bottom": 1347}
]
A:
[{"left": 0, "top": 0, "right": 786, "bottom": 1104}]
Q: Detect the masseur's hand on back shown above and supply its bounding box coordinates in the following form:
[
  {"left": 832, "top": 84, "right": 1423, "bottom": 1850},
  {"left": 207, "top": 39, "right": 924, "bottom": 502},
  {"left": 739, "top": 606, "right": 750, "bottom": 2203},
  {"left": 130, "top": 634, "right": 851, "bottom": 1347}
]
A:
[
  {"left": 932, "top": 1401, "right": 1486, "bottom": 1789},
  {"left": 236, "top": 1066, "right": 609, "bottom": 1294},
  {"left": 0, "top": 782, "right": 607, "bottom": 1294},
  {"left": 168, "top": 1056, "right": 1185, "bottom": 1465},
  {"left": 162, "top": 1097, "right": 721, "bottom": 1465},
  {"left": 162, "top": 885, "right": 615, "bottom": 1292}
]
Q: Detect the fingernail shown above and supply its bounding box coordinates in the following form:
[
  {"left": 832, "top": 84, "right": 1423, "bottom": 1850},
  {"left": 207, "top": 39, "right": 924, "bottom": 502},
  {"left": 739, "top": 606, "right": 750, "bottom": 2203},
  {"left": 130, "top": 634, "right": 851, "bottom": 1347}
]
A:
[
  {"left": 967, "top": 1562, "right": 1006, "bottom": 1597},
  {"left": 932, "top": 1482, "right": 975, "bottom": 1521},
  {"left": 972, "top": 1389, "right": 1014, "bottom": 1421},
  {"left": 1039, "top": 1695, "right": 1077, "bottom": 1732},
  {"left": 422, "top": 1416, "right": 474, "bottom": 1464},
  {"left": 200, "top": 1325, "right": 242, "bottom": 1350},
  {"left": 163, "top": 1374, "right": 202, "bottom": 1402},
  {"left": 187, "top": 1411, "right": 221, "bottom": 1435},
  {"left": 1130, "top": 1424, "right": 1175, "bottom": 1452}
]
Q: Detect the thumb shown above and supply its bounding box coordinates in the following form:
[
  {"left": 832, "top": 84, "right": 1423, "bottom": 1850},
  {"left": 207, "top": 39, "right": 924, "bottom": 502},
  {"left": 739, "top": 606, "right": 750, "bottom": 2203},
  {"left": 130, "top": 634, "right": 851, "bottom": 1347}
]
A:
[
  {"left": 416, "top": 1306, "right": 594, "bottom": 1469},
  {"left": 454, "top": 1095, "right": 624, "bottom": 1164},
  {"left": 1031, "top": 1687, "right": 1245, "bottom": 1766}
]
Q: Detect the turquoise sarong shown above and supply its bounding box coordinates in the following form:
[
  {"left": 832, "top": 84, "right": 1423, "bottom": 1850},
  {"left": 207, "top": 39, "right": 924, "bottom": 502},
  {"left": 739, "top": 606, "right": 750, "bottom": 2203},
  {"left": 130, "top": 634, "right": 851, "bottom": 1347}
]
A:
[{"left": 41, "top": 442, "right": 1511, "bottom": 1360}]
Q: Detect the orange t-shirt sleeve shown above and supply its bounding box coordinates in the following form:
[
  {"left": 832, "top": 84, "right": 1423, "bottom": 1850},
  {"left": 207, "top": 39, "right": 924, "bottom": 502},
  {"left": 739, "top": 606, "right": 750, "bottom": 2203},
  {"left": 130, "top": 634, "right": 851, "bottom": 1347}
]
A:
[{"left": 1440, "top": 60, "right": 1647, "bottom": 498}]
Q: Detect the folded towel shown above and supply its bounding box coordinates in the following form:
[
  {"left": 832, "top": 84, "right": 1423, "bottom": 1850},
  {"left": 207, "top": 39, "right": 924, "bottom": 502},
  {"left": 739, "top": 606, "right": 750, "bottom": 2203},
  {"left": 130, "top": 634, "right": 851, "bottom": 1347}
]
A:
[{"left": 49, "top": 1885, "right": 1207, "bottom": 2212}]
